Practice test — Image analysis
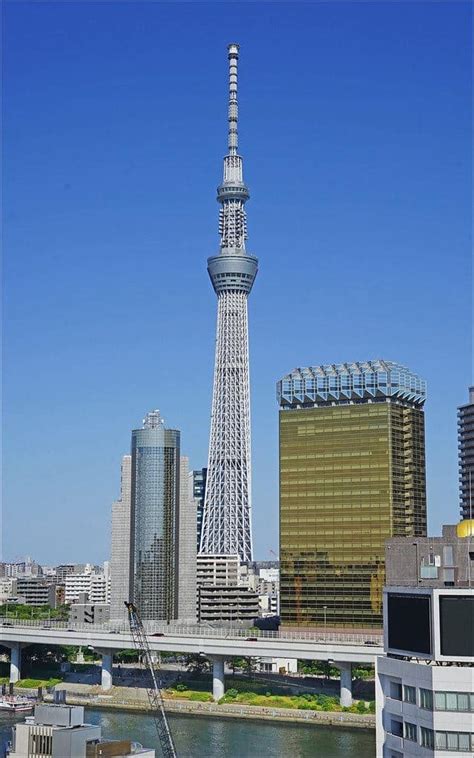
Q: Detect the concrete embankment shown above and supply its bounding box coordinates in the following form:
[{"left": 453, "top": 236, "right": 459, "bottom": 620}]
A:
[{"left": 41, "top": 688, "right": 375, "bottom": 730}]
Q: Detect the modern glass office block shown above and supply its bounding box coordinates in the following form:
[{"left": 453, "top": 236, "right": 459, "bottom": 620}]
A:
[
  {"left": 278, "top": 361, "right": 427, "bottom": 630},
  {"left": 131, "top": 411, "right": 180, "bottom": 621}
]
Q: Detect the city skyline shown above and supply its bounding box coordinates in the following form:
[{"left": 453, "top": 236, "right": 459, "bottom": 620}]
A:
[{"left": 3, "top": 2, "right": 471, "bottom": 563}]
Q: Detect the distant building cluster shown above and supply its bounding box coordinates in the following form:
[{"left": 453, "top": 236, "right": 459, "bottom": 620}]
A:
[
  {"left": 108, "top": 413, "right": 279, "bottom": 626},
  {"left": 0, "top": 558, "right": 111, "bottom": 623}
]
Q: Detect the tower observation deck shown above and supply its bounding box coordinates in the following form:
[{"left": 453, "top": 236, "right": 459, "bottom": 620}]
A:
[{"left": 200, "top": 44, "right": 258, "bottom": 562}]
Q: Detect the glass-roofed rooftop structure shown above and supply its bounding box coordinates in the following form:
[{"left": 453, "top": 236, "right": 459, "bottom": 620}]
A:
[{"left": 277, "top": 360, "right": 426, "bottom": 409}]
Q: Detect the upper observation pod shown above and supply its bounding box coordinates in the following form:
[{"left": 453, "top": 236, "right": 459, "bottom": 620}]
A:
[{"left": 208, "top": 43, "right": 258, "bottom": 295}]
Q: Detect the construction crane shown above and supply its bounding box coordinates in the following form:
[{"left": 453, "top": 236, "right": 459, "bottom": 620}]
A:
[{"left": 125, "top": 602, "right": 177, "bottom": 758}]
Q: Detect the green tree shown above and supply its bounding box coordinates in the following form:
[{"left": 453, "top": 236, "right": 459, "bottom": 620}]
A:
[{"left": 184, "top": 654, "right": 210, "bottom": 674}]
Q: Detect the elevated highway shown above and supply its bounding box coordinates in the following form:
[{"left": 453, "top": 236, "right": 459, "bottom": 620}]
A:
[{"left": 1, "top": 620, "right": 383, "bottom": 705}]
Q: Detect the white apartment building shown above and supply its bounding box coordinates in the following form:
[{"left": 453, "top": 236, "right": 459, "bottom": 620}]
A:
[
  {"left": 196, "top": 554, "right": 240, "bottom": 586},
  {"left": 65, "top": 565, "right": 110, "bottom": 604},
  {"left": 65, "top": 573, "right": 92, "bottom": 603},
  {"left": 89, "top": 573, "right": 110, "bottom": 604}
]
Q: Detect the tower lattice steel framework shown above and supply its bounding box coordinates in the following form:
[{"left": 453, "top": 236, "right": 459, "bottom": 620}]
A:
[{"left": 200, "top": 44, "right": 258, "bottom": 562}]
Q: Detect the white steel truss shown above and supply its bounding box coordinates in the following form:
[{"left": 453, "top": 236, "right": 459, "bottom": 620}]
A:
[
  {"left": 200, "top": 44, "right": 257, "bottom": 562},
  {"left": 200, "top": 290, "right": 253, "bottom": 560}
]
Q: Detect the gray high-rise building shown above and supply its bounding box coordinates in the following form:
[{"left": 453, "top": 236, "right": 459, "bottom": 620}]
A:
[
  {"left": 178, "top": 456, "right": 197, "bottom": 621},
  {"left": 110, "top": 454, "right": 132, "bottom": 620},
  {"left": 131, "top": 410, "right": 180, "bottom": 621},
  {"left": 458, "top": 386, "right": 474, "bottom": 520},
  {"left": 191, "top": 468, "right": 207, "bottom": 550}
]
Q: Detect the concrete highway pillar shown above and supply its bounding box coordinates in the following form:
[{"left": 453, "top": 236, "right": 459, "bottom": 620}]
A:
[
  {"left": 9, "top": 643, "right": 22, "bottom": 683},
  {"left": 209, "top": 655, "right": 225, "bottom": 701},
  {"left": 337, "top": 662, "right": 353, "bottom": 707},
  {"left": 98, "top": 649, "right": 113, "bottom": 691}
]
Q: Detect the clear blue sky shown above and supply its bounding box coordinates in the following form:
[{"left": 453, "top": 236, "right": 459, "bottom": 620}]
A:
[{"left": 3, "top": 1, "right": 472, "bottom": 564}]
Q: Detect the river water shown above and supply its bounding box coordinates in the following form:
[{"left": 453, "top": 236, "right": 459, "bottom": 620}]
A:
[{"left": 0, "top": 707, "right": 375, "bottom": 757}]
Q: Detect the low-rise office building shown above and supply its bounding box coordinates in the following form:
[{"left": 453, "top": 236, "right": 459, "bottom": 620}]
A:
[
  {"left": 197, "top": 585, "right": 259, "bottom": 624},
  {"left": 376, "top": 521, "right": 474, "bottom": 758},
  {"left": 386, "top": 522, "right": 473, "bottom": 588},
  {"left": 196, "top": 553, "right": 259, "bottom": 623},
  {"left": 15, "top": 578, "right": 56, "bottom": 608}
]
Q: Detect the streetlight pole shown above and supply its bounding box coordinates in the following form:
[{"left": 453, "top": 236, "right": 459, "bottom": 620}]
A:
[{"left": 323, "top": 605, "right": 327, "bottom": 635}]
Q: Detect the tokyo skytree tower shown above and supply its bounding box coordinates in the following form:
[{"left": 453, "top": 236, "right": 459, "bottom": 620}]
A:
[{"left": 200, "top": 44, "right": 258, "bottom": 562}]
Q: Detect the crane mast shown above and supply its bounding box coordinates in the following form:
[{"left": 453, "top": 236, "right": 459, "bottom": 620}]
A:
[{"left": 125, "top": 602, "right": 177, "bottom": 758}]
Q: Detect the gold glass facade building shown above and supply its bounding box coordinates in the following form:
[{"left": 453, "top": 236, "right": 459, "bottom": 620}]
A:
[{"left": 277, "top": 361, "right": 427, "bottom": 630}]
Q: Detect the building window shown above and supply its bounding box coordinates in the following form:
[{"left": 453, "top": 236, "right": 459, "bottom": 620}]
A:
[
  {"left": 420, "top": 564, "right": 438, "bottom": 579},
  {"left": 403, "top": 685, "right": 416, "bottom": 704},
  {"left": 443, "top": 568, "right": 455, "bottom": 584},
  {"left": 389, "top": 681, "right": 402, "bottom": 701},
  {"left": 435, "top": 731, "right": 473, "bottom": 752},
  {"left": 443, "top": 545, "right": 454, "bottom": 566},
  {"left": 404, "top": 722, "right": 417, "bottom": 742},
  {"left": 389, "top": 719, "right": 403, "bottom": 738},
  {"left": 31, "top": 735, "right": 53, "bottom": 754},
  {"left": 419, "top": 688, "right": 433, "bottom": 710},
  {"left": 421, "top": 727, "right": 434, "bottom": 749},
  {"left": 434, "top": 691, "right": 474, "bottom": 712}
]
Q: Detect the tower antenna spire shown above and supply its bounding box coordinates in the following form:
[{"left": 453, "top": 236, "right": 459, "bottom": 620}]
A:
[{"left": 227, "top": 43, "right": 239, "bottom": 155}]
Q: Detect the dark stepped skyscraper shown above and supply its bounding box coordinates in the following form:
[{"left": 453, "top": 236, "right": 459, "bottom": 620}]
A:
[{"left": 458, "top": 386, "right": 474, "bottom": 520}]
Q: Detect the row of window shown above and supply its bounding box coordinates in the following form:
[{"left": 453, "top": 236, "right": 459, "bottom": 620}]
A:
[
  {"left": 390, "top": 720, "right": 473, "bottom": 751},
  {"left": 389, "top": 682, "right": 474, "bottom": 712}
]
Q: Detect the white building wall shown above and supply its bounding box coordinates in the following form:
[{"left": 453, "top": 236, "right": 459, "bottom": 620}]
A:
[
  {"left": 65, "top": 574, "right": 91, "bottom": 603},
  {"left": 89, "top": 574, "right": 109, "bottom": 604},
  {"left": 376, "top": 656, "right": 474, "bottom": 758},
  {"left": 0, "top": 578, "right": 14, "bottom": 603},
  {"left": 259, "top": 657, "right": 298, "bottom": 674},
  {"left": 177, "top": 456, "right": 197, "bottom": 622},
  {"left": 109, "top": 455, "right": 132, "bottom": 620}
]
